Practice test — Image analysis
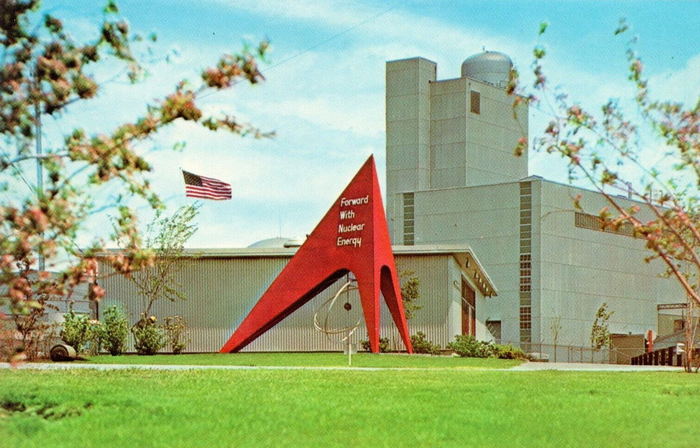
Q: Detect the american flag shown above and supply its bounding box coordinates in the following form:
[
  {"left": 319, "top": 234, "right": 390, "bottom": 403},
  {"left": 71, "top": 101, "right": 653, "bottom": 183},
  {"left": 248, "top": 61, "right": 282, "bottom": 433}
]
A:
[{"left": 182, "top": 170, "right": 232, "bottom": 200}]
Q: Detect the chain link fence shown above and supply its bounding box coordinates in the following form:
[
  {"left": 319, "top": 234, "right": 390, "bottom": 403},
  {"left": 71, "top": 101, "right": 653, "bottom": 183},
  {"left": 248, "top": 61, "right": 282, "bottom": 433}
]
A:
[{"left": 505, "top": 342, "right": 645, "bottom": 364}]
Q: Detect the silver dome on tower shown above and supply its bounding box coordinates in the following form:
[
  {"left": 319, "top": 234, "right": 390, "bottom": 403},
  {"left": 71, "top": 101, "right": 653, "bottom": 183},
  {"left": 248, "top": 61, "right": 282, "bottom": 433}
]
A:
[{"left": 461, "top": 51, "right": 513, "bottom": 88}]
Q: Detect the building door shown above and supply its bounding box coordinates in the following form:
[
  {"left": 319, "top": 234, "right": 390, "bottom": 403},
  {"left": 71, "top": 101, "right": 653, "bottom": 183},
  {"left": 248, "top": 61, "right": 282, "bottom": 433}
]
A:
[{"left": 461, "top": 278, "right": 476, "bottom": 336}]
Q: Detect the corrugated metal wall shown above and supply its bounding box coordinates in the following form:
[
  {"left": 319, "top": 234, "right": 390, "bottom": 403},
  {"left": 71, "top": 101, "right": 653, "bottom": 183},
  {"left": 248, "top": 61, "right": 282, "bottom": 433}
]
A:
[{"left": 99, "top": 253, "right": 455, "bottom": 352}]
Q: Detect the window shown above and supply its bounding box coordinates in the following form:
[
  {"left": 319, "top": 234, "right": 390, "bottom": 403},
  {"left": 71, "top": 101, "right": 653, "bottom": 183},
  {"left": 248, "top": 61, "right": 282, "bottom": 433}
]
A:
[
  {"left": 470, "top": 90, "right": 480, "bottom": 114},
  {"left": 574, "top": 212, "right": 639, "bottom": 238},
  {"left": 519, "top": 182, "right": 532, "bottom": 343},
  {"left": 674, "top": 319, "right": 685, "bottom": 332},
  {"left": 403, "top": 193, "right": 415, "bottom": 245},
  {"left": 520, "top": 305, "right": 532, "bottom": 343}
]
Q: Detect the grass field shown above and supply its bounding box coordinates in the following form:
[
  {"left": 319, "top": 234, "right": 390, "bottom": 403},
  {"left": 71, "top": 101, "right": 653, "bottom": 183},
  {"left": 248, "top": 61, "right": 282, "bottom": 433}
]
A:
[
  {"left": 1, "top": 362, "right": 699, "bottom": 447},
  {"left": 82, "top": 352, "right": 522, "bottom": 369}
]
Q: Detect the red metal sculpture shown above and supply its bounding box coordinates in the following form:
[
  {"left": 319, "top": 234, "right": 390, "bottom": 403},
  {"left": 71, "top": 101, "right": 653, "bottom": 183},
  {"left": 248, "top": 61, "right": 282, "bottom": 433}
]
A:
[{"left": 220, "top": 156, "right": 414, "bottom": 353}]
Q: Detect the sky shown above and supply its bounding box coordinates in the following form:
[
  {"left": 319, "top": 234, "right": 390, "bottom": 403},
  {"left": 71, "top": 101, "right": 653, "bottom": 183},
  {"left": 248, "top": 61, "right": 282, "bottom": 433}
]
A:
[{"left": 27, "top": 0, "right": 700, "bottom": 248}]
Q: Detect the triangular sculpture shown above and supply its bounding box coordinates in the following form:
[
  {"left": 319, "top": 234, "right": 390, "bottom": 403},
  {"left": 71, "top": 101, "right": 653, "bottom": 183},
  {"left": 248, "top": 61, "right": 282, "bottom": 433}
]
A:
[{"left": 220, "top": 156, "right": 414, "bottom": 353}]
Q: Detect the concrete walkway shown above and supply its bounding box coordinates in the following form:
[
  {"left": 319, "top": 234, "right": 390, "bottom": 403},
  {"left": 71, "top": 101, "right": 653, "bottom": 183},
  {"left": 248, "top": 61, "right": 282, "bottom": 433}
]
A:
[
  {"left": 0, "top": 361, "right": 684, "bottom": 372},
  {"left": 0, "top": 362, "right": 397, "bottom": 372}
]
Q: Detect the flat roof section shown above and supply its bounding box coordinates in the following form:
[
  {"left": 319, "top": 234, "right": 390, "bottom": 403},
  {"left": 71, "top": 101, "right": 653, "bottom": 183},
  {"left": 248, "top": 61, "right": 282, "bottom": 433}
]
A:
[{"left": 97, "top": 244, "right": 498, "bottom": 297}]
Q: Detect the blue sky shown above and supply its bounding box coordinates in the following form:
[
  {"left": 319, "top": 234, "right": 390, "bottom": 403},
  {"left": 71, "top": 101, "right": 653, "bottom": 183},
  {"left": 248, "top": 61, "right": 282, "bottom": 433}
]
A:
[{"left": 33, "top": 0, "right": 700, "bottom": 248}]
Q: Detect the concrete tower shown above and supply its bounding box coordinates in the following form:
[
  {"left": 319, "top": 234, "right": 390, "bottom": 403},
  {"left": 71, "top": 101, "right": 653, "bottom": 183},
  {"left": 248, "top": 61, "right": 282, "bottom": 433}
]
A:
[{"left": 385, "top": 52, "right": 528, "bottom": 238}]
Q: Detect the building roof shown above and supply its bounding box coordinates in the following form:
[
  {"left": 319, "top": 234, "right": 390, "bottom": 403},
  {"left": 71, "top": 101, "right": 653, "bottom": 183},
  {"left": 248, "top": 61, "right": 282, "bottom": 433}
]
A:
[{"left": 100, "top": 244, "right": 497, "bottom": 297}]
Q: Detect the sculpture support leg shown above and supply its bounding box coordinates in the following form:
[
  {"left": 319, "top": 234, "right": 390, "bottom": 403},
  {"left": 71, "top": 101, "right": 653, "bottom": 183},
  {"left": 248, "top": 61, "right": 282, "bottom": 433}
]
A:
[
  {"left": 357, "top": 279, "right": 380, "bottom": 353},
  {"left": 380, "top": 266, "right": 414, "bottom": 353}
]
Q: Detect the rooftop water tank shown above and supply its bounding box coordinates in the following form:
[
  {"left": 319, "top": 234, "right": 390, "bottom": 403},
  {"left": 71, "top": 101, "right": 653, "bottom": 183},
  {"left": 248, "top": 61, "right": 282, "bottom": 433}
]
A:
[{"left": 461, "top": 51, "right": 513, "bottom": 88}]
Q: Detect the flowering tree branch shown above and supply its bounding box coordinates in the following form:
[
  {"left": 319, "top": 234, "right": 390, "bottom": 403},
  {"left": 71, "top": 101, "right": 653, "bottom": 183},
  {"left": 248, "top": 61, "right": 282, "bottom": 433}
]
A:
[
  {"left": 509, "top": 20, "right": 699, "bottom": 370},
  {"left": 0, "top": 1, "right": 271, "bottom": 360}
]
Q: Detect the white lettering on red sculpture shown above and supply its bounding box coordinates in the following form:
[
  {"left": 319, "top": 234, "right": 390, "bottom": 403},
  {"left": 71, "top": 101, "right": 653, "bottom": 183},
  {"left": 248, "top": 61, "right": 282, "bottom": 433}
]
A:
[{"left": 337, "top": 195, "right": 369, "bottom": 248}]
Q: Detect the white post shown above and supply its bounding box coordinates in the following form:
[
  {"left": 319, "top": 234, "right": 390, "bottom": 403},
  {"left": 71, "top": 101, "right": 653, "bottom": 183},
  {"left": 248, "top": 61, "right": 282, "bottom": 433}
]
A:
[{"left": 347, "top": 330, "right": 352, "bottom": 366}]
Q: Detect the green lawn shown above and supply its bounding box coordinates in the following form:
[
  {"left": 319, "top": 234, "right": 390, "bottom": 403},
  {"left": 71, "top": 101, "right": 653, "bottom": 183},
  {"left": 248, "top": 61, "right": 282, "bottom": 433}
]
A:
[
  {"left": 82, "top": 352, "right": 521, "bottom": 369},
  {"left": 1, "top": 367, "right": 698, "bottom": 447}
]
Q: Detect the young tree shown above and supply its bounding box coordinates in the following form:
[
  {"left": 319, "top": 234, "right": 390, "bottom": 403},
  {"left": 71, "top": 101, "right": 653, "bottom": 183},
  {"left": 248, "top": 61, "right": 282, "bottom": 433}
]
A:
[
  {"left": 0, "top": 1, "right": 269, "bottom": 360},
  {"left": 8, "top": 267, "right": 58, "bottom": 358},
  {"left": 550, "top": 316, "right": 562, "bottom": 363},
  {"left": 399, "top": 270, "right": 421, "bottom": 320},
  {"left": 510, "top": 21, "right": 699, "bottom": 371},
  {"left": 590, "top": 303, "right": 614, "bottom": 357},
  {"left": 125, "top": 204, "right": 200, "bottom": 318}
]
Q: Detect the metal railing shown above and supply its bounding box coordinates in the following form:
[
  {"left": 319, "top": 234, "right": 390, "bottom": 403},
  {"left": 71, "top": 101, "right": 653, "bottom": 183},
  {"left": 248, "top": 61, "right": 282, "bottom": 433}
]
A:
[{"left": 630, "top": 346, "right": 698, "bottom": 367}]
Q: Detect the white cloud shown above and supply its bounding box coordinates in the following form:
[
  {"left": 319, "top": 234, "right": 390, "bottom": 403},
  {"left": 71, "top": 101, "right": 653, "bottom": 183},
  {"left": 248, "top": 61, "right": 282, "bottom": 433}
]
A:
[
  {"left": 247, "top": 96, "right": 383, "bottom": 138},
  {"left": 217, "top": 0, "right": 532, "bottom": 73},
  {"left": 649, "top": 53, "right": 700, "bottom": 105}
]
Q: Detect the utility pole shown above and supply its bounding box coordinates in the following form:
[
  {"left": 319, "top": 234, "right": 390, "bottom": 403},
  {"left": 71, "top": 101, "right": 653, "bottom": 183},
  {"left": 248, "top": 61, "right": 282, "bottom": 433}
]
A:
[{"left": 34, "top": 101, "right": 45, "bottom": 272}]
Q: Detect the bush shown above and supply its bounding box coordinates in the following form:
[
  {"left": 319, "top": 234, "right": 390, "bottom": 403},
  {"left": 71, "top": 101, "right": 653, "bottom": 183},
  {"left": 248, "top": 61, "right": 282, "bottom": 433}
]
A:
[
  {"left": 163, "top": 315, "right": 189, "bottom": 354},
  {"left": 492, "top": 343, "right": 528, "bottom": 360},
  {"left": 61, "top": 311, "right": 92, "bottom": 353},
  {"left": 102, "top": 306, "right": 129, "bottom": 356},
  {"left": 86, "top": 320, "right": 104, "bottom": 356},
  {"left": 410, "top": 331, "right": 441, "bottom": 355},
  {"left": 132, "top": 316, "right": 165, "bottom": 355},
  {"left": 360, "top": 337, "right": 390, "bottom": 353},
  {"left": 447, "top": 335, "right": 530, "bottom": 360},
  {"left": 447, "top": 334, "right": 493, "bottom": 358}
]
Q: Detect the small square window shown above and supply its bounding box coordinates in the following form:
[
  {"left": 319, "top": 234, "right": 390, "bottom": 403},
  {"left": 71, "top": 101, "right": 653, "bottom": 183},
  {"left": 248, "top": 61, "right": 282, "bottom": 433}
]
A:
[
  {"left": 674, "top": 319, "right": 685, "bottom": 332},
  {"left": 470, "top": 90, "right": 480, "bottom": 114}
]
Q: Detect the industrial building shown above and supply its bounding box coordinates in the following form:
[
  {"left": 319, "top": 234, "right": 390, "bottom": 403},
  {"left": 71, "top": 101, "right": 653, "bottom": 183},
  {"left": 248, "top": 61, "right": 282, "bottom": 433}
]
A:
[
  {"left": 97, "top": 51, "right": 684, "bottom": 359},
  {"left": 98, "top": 245, "right": 496, "bottom": 352},
  {"left": 383, "top": 52, "right": 683, "bottom": 358}
]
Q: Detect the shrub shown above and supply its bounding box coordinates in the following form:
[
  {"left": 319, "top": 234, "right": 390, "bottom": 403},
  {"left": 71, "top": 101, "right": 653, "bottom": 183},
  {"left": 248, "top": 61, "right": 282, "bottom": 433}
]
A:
[
  {"left": 360, "top": 337, "right": 390, "bottom": 353},
  {"left": 61, "top": 311, "right": 92, "bottom": 353},
  {"left": 132, "top": 315, "right": 165, "bottom": 355},
  {"left": 492, "top": 344, "right": 528, "bottom": 360},
  {"left": 447, "top": 335, "right": 530, "bottom": 360},
  {"left": 163, "top": 315, "right": 189, "bottom": 354},
  {"left": 102, "top": 306, "right": 129, "bottom": 356},
  {"left": 410, "top": 331, "right": 441, "bottom": 355},
  {"left": 86, "top": 320, "right": 104, "bottom": 356},
  {"left": 447, "top": 334, "right": 493, "bottom": 358}
]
